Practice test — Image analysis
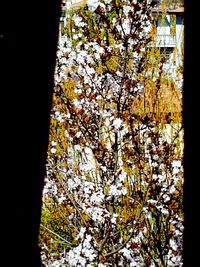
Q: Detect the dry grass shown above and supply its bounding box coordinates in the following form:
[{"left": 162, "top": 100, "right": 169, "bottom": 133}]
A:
[{"left": 132, "top": 79, "right": 182, "bottom": 124}]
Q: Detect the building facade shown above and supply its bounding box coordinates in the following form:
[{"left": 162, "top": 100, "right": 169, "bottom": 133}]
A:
[{"left": 152, "top": 5, "right": 184, "bottom": 78}]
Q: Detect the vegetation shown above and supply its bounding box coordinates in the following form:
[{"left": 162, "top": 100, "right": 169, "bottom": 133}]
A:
[
  {"left": 39, "top": 0, "right": 184, "bottom": 266},
  {"left": 162, "top": 0, "right": 184, "bottom": 9}
]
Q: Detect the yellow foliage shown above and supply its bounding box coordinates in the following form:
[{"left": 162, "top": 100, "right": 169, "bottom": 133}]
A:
[
  {"left": 132, "top": 78, "right": 182, "bottom": 124},
  {"left": 63, "top": 77, "right": 77, "bottom": 100}
]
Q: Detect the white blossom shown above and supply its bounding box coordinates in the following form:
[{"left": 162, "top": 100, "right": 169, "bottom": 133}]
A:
[
  {"left": 113, "top": 118, "right": 122, "bottom": 130},
  {"left": 50, "top": 147, "right": 57, "bottom": 154},
  {"left": 87, "top": 0, "right": 100, "bottom": 11}
]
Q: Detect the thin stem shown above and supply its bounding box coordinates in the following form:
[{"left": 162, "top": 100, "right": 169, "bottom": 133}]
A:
[{"left": 40, "top": 224, "right": 73, "bottom": 245}]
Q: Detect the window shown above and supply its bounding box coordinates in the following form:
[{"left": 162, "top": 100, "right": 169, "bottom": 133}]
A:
[{"left": 160, "top": 47, "right": 174, "bottom": 62}]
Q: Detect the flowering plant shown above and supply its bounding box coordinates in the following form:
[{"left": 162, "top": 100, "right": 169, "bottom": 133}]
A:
[{"left": 40, "top": 1, "right": 184, "bottom": 266}]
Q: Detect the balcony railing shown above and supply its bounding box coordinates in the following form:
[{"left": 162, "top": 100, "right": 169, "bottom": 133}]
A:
[{"left": 154, "top": 34, "right": 176, "bottom": 47}]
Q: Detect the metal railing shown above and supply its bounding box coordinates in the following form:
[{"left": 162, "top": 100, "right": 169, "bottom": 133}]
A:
[{"left": 154, "top": 34, "right": 176, "bottom": 47}]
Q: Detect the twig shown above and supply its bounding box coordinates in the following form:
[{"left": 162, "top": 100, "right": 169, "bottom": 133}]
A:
[{"left": 40, "top": 224, "right": 73, "bottom": 245}]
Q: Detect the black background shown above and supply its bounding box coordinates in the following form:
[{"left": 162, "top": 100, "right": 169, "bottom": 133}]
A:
[
  {"left": 0, "top": 0, "right": 198, "bottom": 266},
  {"left": 0, "top": 1, "right": 61, "bottom": 266}
]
